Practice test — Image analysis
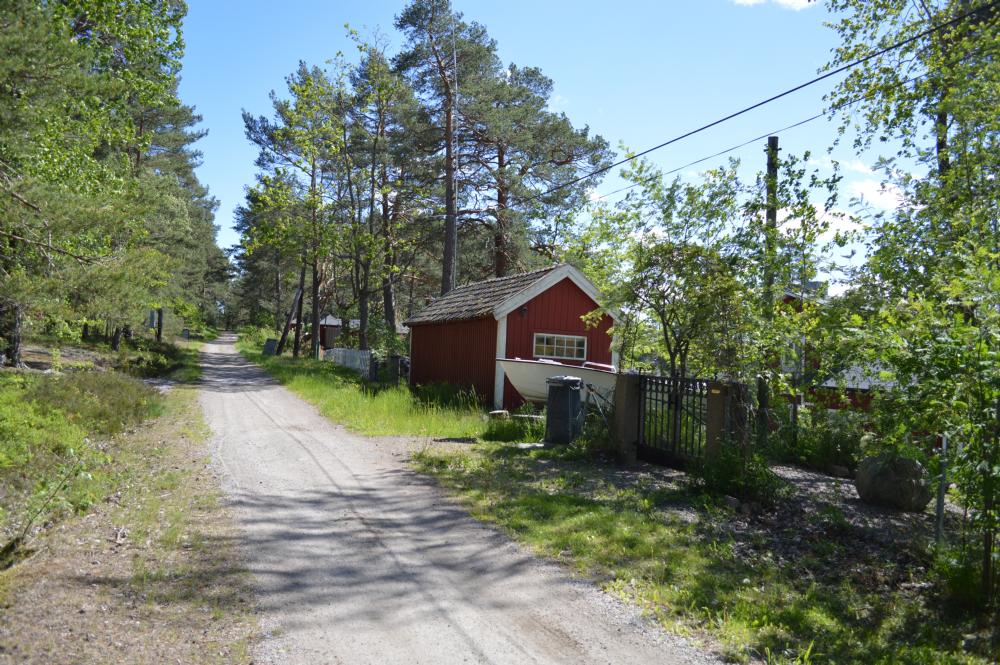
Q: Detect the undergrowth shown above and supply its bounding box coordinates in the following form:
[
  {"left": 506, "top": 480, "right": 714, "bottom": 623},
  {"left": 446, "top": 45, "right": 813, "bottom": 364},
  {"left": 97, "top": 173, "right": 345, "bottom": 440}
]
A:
[
  {"left": 0, "top": 371, "right": 160, "bottom": 565},
  {"left": 238, "top": 338, "right": 485, "bottom": 438},
  {"left": 0, "top": 337, "right": 201, "bottom": 568},
  {"left": 413, "top": 441, "right": 996, "bottom": 664}
]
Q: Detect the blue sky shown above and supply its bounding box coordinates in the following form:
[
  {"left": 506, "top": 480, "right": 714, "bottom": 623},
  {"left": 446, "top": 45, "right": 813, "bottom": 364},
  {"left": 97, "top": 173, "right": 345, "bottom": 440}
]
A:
[{"left": 178, "top": 0, "right": 894, "bottom": 255}]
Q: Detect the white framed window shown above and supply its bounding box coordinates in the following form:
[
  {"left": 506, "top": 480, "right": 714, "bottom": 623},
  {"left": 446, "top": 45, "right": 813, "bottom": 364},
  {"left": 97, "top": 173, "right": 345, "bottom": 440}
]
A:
[{"left": 533, "top": 333, "right": 587, "bottom": 361}]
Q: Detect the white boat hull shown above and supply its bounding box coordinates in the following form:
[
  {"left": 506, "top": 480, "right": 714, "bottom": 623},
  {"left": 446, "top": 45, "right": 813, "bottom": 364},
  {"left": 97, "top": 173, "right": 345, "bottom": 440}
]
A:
[{"left": 497, "top": 358, "right": 616, "bottom": 405}]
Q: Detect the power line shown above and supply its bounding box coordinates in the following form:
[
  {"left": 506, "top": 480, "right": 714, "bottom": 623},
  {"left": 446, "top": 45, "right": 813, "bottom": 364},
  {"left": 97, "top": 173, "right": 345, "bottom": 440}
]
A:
[
  {"left": 592, "top": 37, "right": 995, "bottom": 203},
  {"left": 593, "top": 114, "right": 824, "bottom": 202},
  {"left": 529, "top": 0, "right": 1000, "bottom": 202}
]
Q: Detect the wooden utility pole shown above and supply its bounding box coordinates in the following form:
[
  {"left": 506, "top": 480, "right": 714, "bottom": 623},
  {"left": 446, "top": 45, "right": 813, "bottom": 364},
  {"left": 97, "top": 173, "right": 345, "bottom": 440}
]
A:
[{"left": 757, "top": 136, "right": 779, "bottom": 449}]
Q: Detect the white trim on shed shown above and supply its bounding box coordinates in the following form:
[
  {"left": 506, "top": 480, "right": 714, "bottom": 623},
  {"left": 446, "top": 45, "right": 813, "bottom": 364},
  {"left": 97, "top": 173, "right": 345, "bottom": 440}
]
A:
[
  {"left": 491, "top": 264, "right": 621, "bottom": 323},
  {"left": 493, "top": 315, "right": 508, "bottom": 410}
]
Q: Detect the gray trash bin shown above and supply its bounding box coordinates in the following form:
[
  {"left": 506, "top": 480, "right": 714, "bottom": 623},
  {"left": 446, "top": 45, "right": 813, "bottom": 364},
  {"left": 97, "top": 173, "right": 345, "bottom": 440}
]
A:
[{"left": 544, "top": 375, "right": 583, "bottom": 444}]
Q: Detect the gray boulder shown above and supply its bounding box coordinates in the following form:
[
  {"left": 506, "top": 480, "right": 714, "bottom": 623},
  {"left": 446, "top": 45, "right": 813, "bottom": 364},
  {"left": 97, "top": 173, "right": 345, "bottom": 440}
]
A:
[{"left": 855, "top": 453, "right": 933, "bottom": 512}]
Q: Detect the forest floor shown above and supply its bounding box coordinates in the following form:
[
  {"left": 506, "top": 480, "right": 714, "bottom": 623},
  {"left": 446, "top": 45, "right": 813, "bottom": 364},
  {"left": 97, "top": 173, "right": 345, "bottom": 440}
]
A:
[{"left": 0, "top": 342, "right": 257, "bottom": 665}]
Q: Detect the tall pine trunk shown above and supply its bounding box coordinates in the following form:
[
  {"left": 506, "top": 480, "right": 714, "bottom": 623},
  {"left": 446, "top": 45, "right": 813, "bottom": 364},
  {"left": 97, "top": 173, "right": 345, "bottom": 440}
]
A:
[
  {"left": 311, "top": 260, "right": 321, "bottom": 360},
  {"left": 292, "top": 261, "right": 306, "bottom": 358},
  {"left": 274, "top": 250, "right": 282, "bottom": 333},
  {"left": 441, "top": 103, "right": 457, "bottom": 294},
  {"left": 494, "top": 143, "right": 509, "bottom": 277},
  {"left": 381, "top": 187, "right": 397, "bottom": 339},
  {"left": 3, "top": 303, "right": 24, "bottom": 367}
]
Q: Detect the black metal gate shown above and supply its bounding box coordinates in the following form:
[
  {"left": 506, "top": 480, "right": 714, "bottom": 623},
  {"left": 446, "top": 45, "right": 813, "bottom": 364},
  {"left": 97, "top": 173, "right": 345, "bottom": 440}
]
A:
[{"left": 637, "top": 376, "right": 709, "bottom": 467}]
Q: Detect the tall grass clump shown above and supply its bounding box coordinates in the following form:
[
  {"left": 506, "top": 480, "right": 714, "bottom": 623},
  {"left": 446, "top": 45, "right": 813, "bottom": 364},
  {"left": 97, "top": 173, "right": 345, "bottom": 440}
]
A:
[
  {"left": 239, "top": 340, "right": 484, "bottom": 439},
  {"left": 1, "top": 371, "right": 159, "bottom": 563},
  {"left": 482, "top": 407, "right": 546, "bottom": 443},
  {"left": 238, "top": 325, "right": 273, "bottom": 350}
]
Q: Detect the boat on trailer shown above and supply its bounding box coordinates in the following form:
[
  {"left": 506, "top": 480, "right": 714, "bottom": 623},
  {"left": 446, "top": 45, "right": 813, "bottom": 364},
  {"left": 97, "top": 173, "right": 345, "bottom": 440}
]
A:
[{"left": 496, "top": 358, "right": 617, "bottom": 405}]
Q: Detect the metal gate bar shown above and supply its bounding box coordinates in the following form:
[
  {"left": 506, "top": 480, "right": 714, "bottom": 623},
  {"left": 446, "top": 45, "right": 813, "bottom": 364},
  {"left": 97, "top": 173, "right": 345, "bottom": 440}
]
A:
[{"left": 636, "top": 375, "right": 709, "bottom": 468}]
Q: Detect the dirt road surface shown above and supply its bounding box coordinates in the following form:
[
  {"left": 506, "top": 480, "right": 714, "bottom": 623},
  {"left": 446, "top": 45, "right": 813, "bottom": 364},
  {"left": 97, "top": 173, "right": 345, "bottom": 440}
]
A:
[{"left": 200, "top": 335, "right": 719, "bottom": 665}]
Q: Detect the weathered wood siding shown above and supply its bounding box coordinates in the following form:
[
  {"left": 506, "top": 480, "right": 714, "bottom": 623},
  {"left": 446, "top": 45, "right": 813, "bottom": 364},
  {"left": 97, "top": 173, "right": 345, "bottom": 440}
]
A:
[{"left": 408, "top": 317, "right": 497, "bottom": 403}]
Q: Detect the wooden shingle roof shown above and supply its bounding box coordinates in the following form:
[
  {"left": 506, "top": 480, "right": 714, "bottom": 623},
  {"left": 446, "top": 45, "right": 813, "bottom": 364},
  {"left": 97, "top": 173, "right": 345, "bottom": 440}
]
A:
[{"left": 404, "top": 265, "right": 559, "bottom": 325}]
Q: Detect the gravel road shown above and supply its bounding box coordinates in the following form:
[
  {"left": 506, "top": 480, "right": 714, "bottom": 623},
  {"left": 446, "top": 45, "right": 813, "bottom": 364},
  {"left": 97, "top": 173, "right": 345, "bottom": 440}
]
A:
[{"left": 199, "top": 334, "right": 720, "bottom": 665}]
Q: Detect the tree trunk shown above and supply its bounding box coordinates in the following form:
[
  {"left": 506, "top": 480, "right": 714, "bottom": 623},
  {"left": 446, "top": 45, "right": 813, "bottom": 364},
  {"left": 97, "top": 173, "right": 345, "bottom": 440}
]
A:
[
  {"left": 3, "top": 303, "right": 24, "bottom": 367},
  {"left": 292, "top": 261, "right": 306, "bottom": 358},
  {"left": 359, "top": 283, "right": 370, "bottom": 351},
  {"left": 983, "top": 398, "right": 999, "bottom": 605},
  {"left": 274, "top": 250, "right": 282, "bottom": 333},
  {"left": 311, "top": 260, "right": 321, "bottom": 360},
  {"left": 381, "top": 190, "right": 397, "bottom": 339},
  {"left": 111, "top": 326, "right": 122, "bottom": 352},
  {"left": 82, "top": 322, "right": 89, "bottom": 341},
  {"left": 441, "top": 103, "right": 457, "bottom": 295},
  {"left": 155, "top": 307, "right": 163, "bottom": 343},
  {"left": 494, "top": 144, "right": 510, "bottom": 277}
]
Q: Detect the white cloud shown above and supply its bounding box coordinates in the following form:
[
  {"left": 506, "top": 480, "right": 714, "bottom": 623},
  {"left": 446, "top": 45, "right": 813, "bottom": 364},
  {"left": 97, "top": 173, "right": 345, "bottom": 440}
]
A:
[
  {"left": 843, "top": 159, "right": 874, "bottom": 175},
  {"left": 548, "top": 93, "right": 569, "bottom": 112},
  {"left": 731, "top": 0, "right": 813, "bottom": 9},
  {"left": 849, "top": 179, "right": 906, "bottom": 210},
  {"left": 807, "top": 156, "right": 874, "bottom": 175}
]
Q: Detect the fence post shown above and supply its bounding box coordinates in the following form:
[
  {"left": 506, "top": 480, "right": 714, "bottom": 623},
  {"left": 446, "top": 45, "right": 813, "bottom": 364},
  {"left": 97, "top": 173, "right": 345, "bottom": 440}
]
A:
[
  {"left": 935, "top": 433, "right": 949, "bottom": 549},
  {"left": 388, "top": 354, "right": 401, "bottom": 385},
  {"left": 613, "top": 373, "right": 641, "bottom": 466},
  {"left": 705, "top": 382, "right": 730, "bottom": 459}
]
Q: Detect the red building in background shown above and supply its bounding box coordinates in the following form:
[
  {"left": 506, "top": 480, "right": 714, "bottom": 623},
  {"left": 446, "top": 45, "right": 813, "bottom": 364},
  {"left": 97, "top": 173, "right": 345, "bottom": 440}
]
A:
[{"left": 404, "top": 264, "right": 618, "bottom": 410}]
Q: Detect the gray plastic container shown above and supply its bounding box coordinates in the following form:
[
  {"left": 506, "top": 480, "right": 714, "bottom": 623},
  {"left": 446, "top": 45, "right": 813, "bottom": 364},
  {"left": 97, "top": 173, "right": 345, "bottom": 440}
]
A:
[{"left": 544, "top": 375, "right": 583, "bottom": 444}]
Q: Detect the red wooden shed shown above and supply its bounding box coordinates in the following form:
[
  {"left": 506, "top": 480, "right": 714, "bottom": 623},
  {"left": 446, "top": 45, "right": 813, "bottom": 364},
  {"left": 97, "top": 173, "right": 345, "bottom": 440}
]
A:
[{"left": 404, "top": 264, "right": 618, "bottom": 410}]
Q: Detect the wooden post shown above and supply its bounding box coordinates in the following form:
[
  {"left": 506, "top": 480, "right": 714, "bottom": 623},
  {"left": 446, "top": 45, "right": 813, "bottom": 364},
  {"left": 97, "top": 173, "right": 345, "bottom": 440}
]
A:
[
  {"left": 705, "top": 382, "right": 730, "bottom": 459},
  {"left": 935, "top": 434, "right": 949, "bottom": 548},
  {"left": 757, "top": 136, "right": 779, "bottom": 450},
  {"left": 613, "top": 373, "right": 641, "bottom": 466}
]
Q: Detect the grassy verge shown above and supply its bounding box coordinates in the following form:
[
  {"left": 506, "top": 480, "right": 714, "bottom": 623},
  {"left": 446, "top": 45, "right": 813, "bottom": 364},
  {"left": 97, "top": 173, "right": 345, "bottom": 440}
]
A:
[
  {"left": 413, "top": 441, "right": 995, "bottom": 664},
  {"left": 1, "top": 338, "right": 203, "bottom": 566},
  {"left": 238, "top": 339, "right": 485, "bottom": 438},
  {"left": 0, "top": 382, "right": 256, "bottom": 663}
]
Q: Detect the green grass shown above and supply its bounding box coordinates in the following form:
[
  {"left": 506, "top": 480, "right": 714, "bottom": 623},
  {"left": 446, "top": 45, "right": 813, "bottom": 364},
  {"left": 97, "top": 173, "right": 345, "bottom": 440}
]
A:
[
  {"left": 238, "top": 339, "right": 485, "bottom": 438},
  {"left": 0, "top": 337, "right": 201, "bottom": 567},
  {"left": 0, "top": 370, "right": 161, "bottom": 561},
  {"left": 413, "top": 441, "right": 996, "bottom": 664}
]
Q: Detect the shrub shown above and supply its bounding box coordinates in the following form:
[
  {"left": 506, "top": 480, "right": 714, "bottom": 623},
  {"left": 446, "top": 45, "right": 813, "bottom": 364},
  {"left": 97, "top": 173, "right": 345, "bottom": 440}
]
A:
[
  {"left": 771, "top": 402, "right": 867, "bottom": 472},
  {"left": 693, "top": 444, "right": 787, "bottom": 506},
  {"left": 238, "top": 325, "right": 274, "bottom": 350},
  {"left": 932, "top": 545, "right": 989, "bottom": 612},
  {"left": 1, "top": 371, "right": 159, "bottom": 546},
  {"left": 25, "top": 371, "right": 157, "bottom": 436}
]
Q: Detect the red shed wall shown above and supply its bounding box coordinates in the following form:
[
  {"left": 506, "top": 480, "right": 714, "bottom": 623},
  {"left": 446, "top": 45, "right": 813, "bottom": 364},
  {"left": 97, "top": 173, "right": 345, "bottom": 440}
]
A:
[
  {"left": 503, "top": 277, "right": 614, "bottom": 409},
  {"left": 408, "top": 317, "right": 497, "bottom": 403}
]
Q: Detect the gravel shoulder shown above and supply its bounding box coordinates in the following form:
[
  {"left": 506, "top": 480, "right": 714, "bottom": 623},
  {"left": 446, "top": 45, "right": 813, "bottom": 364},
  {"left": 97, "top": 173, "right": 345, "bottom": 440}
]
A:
[
  {"left": 0, "top": 384, "right": 256, "bottom": 665},
  {"left": 201, "top": 334, "right": 720, "bottom": 665}
]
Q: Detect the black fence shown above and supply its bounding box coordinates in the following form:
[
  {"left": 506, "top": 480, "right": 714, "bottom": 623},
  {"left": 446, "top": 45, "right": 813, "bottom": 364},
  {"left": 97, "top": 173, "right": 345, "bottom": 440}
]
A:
[{"left": 637, "top": 376, "right": 710, "bottom": 467}]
